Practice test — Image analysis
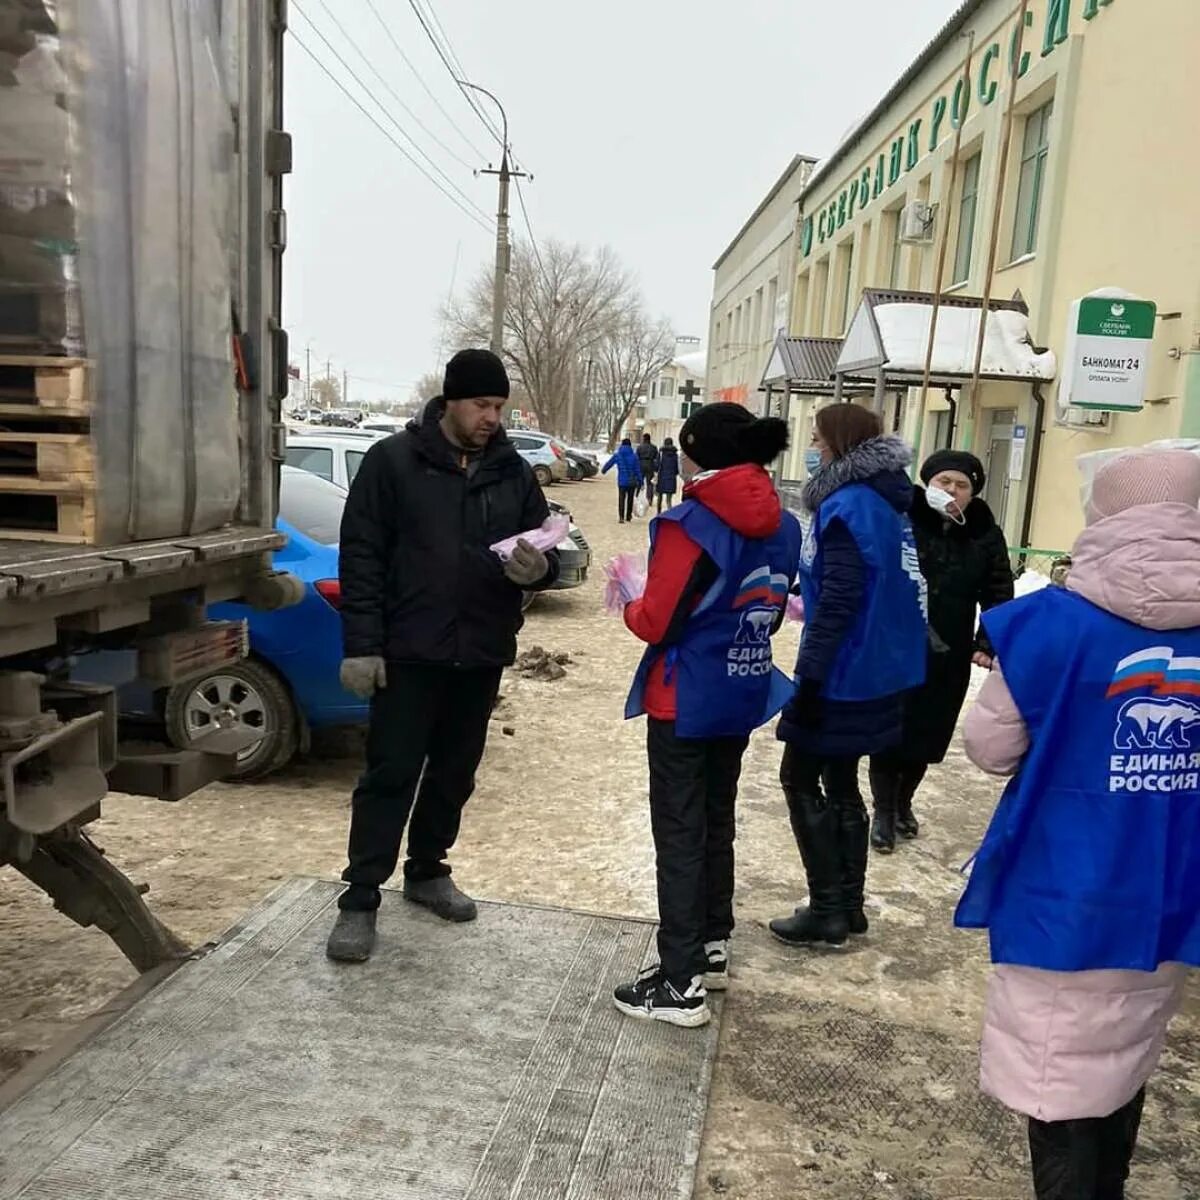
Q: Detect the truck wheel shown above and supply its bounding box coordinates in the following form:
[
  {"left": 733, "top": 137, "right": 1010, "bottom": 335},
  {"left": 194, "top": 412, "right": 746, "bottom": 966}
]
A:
[
  {"left": 164, "top": 659, "right": 299, "bottom": 781},
  {"left": 533, "top": 464, "right": 553, "bottom": 487}
]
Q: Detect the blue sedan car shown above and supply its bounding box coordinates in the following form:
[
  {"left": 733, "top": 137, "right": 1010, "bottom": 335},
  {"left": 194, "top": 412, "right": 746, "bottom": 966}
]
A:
[{"left": 67, "top": 467, "right": 366, "bottom": 779}]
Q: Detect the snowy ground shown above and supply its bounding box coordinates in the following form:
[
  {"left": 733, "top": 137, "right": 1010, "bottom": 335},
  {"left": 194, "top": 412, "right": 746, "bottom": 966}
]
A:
[{"left": 1, "top": 475, "right": 1196, "bottom": 1198}]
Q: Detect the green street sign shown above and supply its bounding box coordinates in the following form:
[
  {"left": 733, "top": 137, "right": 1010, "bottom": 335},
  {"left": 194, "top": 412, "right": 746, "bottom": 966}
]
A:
[{"left": 1065, "top": 296, "right": 1156, "bottom": 412}]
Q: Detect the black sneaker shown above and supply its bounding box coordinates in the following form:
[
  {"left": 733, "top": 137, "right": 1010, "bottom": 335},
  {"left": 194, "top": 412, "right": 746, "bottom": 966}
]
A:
[
  {"left": 613, "top": 966, "right": 710, "bottom": 1028},
  {"left": 702, "top": 940, "right": 729, "bottom": 991}
]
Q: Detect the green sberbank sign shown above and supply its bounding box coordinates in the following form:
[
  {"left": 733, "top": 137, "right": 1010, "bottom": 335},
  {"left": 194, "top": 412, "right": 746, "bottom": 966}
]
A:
[
  {"left": 1063, "top": 296, "right": 1157, "bottom": 412},
  {"left": 800, "top": 0, "right": 1119, "bottom": 258}
]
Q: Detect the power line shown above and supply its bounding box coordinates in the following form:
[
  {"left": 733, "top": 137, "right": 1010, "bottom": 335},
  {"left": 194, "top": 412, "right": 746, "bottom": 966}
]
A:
[
  {"left": 309, "top": 0, "right": 477, "bottom": 172},
  {"left": 290, "top": 7, "right": 494, "bottom": 232},
  {"left": 361, "top": 0, "right": 487, "bottom": 164},
  {"left": 513, "top": 175, "right": 550, "bottom": 288},
  {"left": 405, "top": 0, "right": 504, "bottom": 150}
]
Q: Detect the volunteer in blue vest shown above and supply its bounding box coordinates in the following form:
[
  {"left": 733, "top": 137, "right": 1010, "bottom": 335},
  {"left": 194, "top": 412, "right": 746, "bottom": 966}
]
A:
[
  {"left": 769, "top": 403, "right": 927, "bottom": 949},
  {"left": 614, "top": 403, "right": 800, "bottom": 1027},
  {"left": 956, "top": 448, "right": 1200, "bottom": 1200}
]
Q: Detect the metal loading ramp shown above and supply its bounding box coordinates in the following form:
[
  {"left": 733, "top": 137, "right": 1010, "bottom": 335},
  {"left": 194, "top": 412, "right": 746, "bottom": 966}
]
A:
[{"left": 0, "top": 879, "right": 722, "bottom": 1199}]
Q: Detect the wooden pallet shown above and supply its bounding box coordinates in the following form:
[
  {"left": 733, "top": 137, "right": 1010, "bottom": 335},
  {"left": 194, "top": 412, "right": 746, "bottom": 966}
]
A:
[
  {"left": 0, "top": 476, "right": 97, "bottom": 544},
  {"left": 0, "top": 431, "right": 94, "bottom": 481},
  {"left": 0, "top": 355, "right": 92, "bottom": 419}
]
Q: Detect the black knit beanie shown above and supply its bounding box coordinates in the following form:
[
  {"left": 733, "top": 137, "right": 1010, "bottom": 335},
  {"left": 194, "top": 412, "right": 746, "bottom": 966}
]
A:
[
  {"left": 680, "top": 402, "right": 789, "bottom": 471},
  {"left": 443, "top": 348, "right": 510, "bottom": 402},
  {"left": 920, "top": 449, "right": 986, "bottom": 495}
]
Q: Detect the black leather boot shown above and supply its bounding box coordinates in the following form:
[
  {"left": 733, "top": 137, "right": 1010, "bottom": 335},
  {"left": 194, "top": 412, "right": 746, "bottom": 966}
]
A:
[
  {"left": 837, "top": 788, "right": 870, "bottom": 936},
  {"left": 770, "top": 787, "right": 849, "bottom": 948},
  {"left": 895, "top": 765, "right": 923, "bottom": 840},
  {"left": 868, "top": 763, "right": 897, "bottom": 854}
]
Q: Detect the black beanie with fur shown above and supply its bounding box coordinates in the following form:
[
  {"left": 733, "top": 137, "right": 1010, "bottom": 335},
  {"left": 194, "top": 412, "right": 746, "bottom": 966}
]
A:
[{"left": 679, "top": 403, "right": 789, "bottom": 471}]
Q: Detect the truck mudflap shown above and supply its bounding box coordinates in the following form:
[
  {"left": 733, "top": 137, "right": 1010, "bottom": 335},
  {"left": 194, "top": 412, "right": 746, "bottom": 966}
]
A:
[{"left": 0, "top": 823, "right": 188, "bottom": 972}]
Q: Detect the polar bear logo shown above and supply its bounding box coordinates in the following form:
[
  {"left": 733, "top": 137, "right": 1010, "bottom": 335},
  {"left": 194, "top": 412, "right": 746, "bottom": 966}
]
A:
[
  {"left": 1114, "top": 697, "right": 1200, "bottom": 751},
  {"left": 734, "top": 608, "right": 775, "bottom": 645}
]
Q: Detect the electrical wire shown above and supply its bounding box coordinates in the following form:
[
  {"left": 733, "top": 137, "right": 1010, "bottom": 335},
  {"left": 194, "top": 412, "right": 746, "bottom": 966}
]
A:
[
  {"left": 513, "top": 175, "right": 550, "bottom": 289},
  {"left": 288, "top": 28, "right": 494, "bottom": 235},
  {"left": 361, "top": 0, "right": 487, "bottom": 164},
  {"left": 290, "top": 5, "right": 494, "bottom": 230},
  {"left": 405, "top": 0, "right": 505, "bottom": 150}
]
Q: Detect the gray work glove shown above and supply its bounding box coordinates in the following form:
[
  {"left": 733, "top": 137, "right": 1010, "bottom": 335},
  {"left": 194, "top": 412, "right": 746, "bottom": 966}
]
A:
[
  {"left": 503, "top": 538, "right": 549, "bottom": 588},
  {"left": 339, "top": 656, "right": 388, "bottom": 699}
]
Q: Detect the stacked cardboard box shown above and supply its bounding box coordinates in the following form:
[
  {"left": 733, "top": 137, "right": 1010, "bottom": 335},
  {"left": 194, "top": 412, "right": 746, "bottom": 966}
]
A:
[{"left": 0, "top": 1, "right": 82, "bottom": 356}]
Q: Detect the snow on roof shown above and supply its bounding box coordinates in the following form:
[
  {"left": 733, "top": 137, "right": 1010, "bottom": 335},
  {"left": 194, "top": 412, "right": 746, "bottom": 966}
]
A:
[
  {"left": 859, "top": 302, "right": 1057, "bottom": 380},
  {"left": 673, "top": 349, "right": 707, "bottom": 378}
]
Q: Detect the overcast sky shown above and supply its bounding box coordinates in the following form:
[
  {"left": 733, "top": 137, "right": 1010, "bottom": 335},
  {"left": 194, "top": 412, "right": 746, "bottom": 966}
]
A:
[{"left": 283, "top": 0, "right": 962, "bottom": 408}]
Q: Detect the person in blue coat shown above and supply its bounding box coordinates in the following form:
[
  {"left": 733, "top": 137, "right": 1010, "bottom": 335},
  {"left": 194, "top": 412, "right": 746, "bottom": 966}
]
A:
[
  {"left": 769, "top": 403, "right": 927, "bottom": 949},
  {"left": 602, "top": 437, "right": 644, "bottom": 523},
  {"left": 655, "top": 437, "right": 680, "bottom": 512}
]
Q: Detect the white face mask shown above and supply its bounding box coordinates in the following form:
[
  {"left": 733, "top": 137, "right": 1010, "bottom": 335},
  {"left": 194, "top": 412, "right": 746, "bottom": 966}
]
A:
[{"left": 926, "top": 485, "right": 966, "bottom": 525}]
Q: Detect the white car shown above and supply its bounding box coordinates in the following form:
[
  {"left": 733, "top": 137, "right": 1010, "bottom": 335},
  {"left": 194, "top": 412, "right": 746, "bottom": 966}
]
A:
[
  {"left": 284, "top": 430, "right": 385, "bottom": 489},
  {"left": 508, "top": 430, "right": 568, "bottom": 487},
  {"left": 284, "top": 429, "right": 591, "bottom": 597}
]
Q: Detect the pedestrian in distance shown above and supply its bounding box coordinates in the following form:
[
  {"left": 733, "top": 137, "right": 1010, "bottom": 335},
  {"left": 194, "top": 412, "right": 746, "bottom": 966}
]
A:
[
  {"left": 326, "top": 349, "right": 559, "bottom": 963},
  {"left": 769, "top": 404, "right": 927, "bottom": 951},
  {"left": 656, "top": 437, "right": 680, "bottom": 513},
  {"left": 956, "top": 448, "right": 1200, "bottom": 1200},
  {"left": 637, "top": 432, "right": 661, "bottom": 504},
  {"left": 868, "top": 449, "right": 1013, "bottom": 853},
  {"left": 603, "top": 437, "right": 644, "bottom": 523},
  {"left": 614, "top": 403, "right": 800, "bottom": 1027}
]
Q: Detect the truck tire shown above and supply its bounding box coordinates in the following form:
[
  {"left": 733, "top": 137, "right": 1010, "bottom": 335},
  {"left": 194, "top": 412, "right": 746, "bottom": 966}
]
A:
[
  {"left": 164, "top": 658, "right": 299, "bottom": 781},
  {"left": 533, "top": 464, "right": 553, "bottom": 487}
]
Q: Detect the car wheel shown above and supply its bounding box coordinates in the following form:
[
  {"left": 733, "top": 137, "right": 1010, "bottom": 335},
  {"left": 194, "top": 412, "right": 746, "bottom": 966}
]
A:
[
  {"left": 533, "top": 464, "right": 553, "bottom": 487},
  {"left": 164, "top": 658, "right": 299, "bottom": 781}
]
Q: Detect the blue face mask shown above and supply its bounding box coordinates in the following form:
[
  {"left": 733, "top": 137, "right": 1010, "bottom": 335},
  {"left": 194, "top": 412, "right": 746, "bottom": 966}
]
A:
[{"left": 804, "top": 448, "right": 823, "bottom": 476}]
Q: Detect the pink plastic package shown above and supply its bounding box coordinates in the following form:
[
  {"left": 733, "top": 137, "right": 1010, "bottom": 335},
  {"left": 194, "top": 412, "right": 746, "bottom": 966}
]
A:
[
  {"left": 489, "top": 514, "right": 570, "bottom": 562},
  {"left": 603, "top": 551, "right": 647, "bottom": 614}
]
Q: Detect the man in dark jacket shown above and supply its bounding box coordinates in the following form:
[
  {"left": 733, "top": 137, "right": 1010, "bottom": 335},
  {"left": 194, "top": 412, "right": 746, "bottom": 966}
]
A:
[
  {"left": 637, "top": 433, "right": 660, "bottom": 503},
  {"left": 326, "top": 349, "right": 559, "bottom": 963}
]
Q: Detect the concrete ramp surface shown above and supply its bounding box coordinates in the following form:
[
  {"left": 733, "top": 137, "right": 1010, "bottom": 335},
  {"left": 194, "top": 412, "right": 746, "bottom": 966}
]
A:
[{"left": 0, "top": 879, "right": 721, "bottom": 1199}]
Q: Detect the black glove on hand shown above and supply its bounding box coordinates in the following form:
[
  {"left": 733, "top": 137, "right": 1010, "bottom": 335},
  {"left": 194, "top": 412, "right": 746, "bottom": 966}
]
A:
[{"left": 790, "top": 676, "right": 824, "bottom": 729}]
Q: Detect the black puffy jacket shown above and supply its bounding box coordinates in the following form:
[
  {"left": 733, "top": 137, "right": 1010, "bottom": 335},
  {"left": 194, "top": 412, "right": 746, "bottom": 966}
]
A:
[{"left": 338, "top": 402, "right": 558, "bottom": 668}]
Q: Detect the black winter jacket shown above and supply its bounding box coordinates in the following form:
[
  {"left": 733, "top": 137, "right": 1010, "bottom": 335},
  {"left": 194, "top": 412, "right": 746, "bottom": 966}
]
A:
[
  {"left": 895, "top": 489, "right": 1014, "bottom": 763},
  {"left": 338, "top": 402, "right": 558, "bottom": 668}
]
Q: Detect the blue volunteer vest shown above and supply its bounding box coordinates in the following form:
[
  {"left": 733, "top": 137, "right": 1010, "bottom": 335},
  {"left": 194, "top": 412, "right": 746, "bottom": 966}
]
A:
[
  {"left": 797, "top": 482, "right": 927, "bottom": 701},
  {"left": 625, "top": 498, "right": 802, "bottom": 739},
  {"left": 955, "top": 585, "right": 1200, "bottom": 972}
]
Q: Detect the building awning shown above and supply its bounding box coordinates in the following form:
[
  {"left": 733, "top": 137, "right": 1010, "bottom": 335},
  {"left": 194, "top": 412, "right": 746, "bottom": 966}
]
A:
[
  {"left": 760, "top": 334, "right": 871, "bottom": 396},
  {"left": 835, "top": 289, "right": 1057, "bottom": 389}
]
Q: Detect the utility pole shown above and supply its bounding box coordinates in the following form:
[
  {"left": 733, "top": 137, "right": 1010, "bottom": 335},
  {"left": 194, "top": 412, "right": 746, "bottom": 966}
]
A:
[
  {"left": 462, "top": 81, "right": 526, "bottom": 358},
  {"left": 343, "top": 369, "right": 348, "bottom": 409},
  {"left": 305, "top": 344, "right": 311, "bottom": 407}
]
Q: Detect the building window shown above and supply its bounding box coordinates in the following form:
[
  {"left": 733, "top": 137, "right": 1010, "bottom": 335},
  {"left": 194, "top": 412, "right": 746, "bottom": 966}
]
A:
[
  {"left": 952, "top": 154, "right": 982, "bottom": 285},
  {"left": 838, "top": 240, "right": 855, "bottom": 333},
  {"left": 766, "top": 277, "right": 779, "bottom": 339},
  {"left": 659, "top": 377, "right": 675, "bottom": 397},
  {"left": 1011, "top": 100, "right": 1054, "bottom": 261},
  {"left": 888, "top": 210, "right": 903, "bottom": 287}
]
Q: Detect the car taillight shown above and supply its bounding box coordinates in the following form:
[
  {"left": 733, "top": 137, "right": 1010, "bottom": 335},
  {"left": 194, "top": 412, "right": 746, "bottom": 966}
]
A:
[
  {"left": 315, "top": 579, "right": 342, "bottom": 609},
  {"left": 551, "top": 442, "right": 564, "bottom": 458}
]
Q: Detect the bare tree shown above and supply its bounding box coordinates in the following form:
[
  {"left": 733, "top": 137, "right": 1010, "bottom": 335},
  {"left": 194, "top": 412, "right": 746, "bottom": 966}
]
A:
[
  {"left": 589, "top": 313, "right": 676, "bottom": 450},
  {"left": 442, "top": 239, "right": 640, "bottom": 435},
  {"left": 309, "top": 375, "right": 341, "bottom": 409},
  {"left": 412, "top": 370, "right": 442, "bottom": 404}
]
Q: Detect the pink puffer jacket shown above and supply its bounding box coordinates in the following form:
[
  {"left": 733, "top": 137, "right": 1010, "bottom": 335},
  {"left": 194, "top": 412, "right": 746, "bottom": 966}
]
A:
[{"left": 964, "top": 500, "right": 1200, "bottom": 1121}]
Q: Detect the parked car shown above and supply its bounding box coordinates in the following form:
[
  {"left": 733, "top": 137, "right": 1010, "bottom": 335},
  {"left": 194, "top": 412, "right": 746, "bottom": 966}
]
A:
[
  {"left": 509, "top": 430, "right": 568, "bottom": 486},
  {"left": 563, "top": 446, "right": 598, "bottom": 481},
  {"left": 360, "top": 417, "right": 407, "bottom": 436},
  {"left": 285, "top": 429, "right": 385, "bottom": 489}
]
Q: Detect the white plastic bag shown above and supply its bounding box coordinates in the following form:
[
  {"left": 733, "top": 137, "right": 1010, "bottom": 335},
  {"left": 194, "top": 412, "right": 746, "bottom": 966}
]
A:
[
  {"left": 489, "top": 514, "right": 570, "bottom": 562},
  {"left": 633, "top": 493, "right": 648, "bottom": 519}
]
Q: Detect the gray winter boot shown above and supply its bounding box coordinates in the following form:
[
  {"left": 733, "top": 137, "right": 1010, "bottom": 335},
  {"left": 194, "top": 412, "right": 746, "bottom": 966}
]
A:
[
  {"left": 403, "top": 875, "right": 478, "bottom": 923},
  {"left": 325, "top": 909, "right": 377, "bottom": 963}
]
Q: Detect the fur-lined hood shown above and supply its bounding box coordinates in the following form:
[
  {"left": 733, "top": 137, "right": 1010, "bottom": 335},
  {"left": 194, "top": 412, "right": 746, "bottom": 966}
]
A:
[{"left": 803, "top": 435, "right": 914, "bottom": 513}]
